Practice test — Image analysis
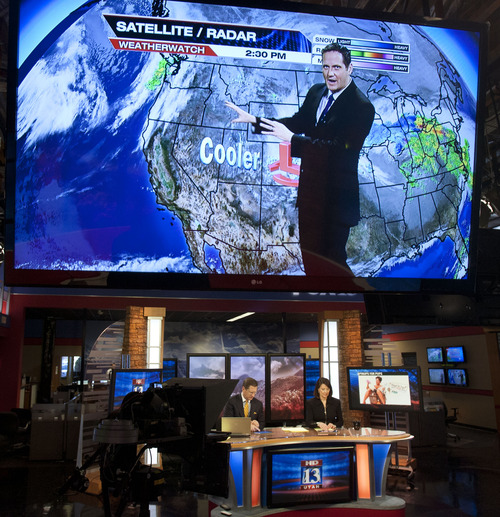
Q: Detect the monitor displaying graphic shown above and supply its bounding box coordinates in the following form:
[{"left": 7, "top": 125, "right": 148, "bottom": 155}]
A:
[
  {"left": 305, "top": 359, "right": 320, "bottom": 399},
  {"left": 447, "top": 368, "right": 468, "bottom": 387},
  {"left": 163, "top": 358, "right": 177, "bottom": 381},
  {"left": 6, "top": 0, "right": 487, "bottom": 293},
  {"left": 445, "top": 346, "right": 466, "bottom": 363},
  {"left": 268, "top": 354, "right": 305, "bottom": 423},
  {"left": 187, "top": 354, "right": 227, "bottom": 379},
  {"left": 266, "top": 447, "right": 354, "bottom": 508},
  {"left": 427, "top": 347, "right": 444, "bottom": 363},
  {"left": 428, "top": 367, "right": 446, "bottom": 385},
  {"left": 346, "top": 367, "right": 423, "bottom": 412},
  {"left": 109, "top": 368, "right": 162, "bottom": 412},
  {"left": 229, "top": 354, "right": 266, "bottom": 405}
]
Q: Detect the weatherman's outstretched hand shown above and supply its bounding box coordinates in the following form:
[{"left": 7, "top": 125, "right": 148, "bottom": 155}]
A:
[
  {"left": 225, "top": 102, "right": 293, "bottom": 142},
  {"left": 225, "top": 101, "right": 256, "bottom": 124}
]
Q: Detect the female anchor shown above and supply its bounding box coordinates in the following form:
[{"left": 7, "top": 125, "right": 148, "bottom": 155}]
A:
[{"left": 305, "top": 377, "right": 343, "bottom": 430}]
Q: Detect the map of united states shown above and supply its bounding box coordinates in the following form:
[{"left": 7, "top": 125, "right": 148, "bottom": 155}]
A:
[{"left": 142, "top": 42, "right": 473, "bottom": 278}]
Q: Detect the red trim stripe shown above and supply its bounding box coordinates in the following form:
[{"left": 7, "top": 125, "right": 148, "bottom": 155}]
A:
[
  {"left": 384, "top": 326, "right": 484, "bottom": 341},
  {"left": 423, "top": 385, "right": 493, "bottom": 396},
  {"left": 300, "top": 341, "right": 318, "bottom": 348}
]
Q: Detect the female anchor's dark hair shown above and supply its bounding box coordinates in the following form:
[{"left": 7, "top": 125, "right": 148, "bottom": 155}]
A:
[{"left": 313, "top": 377, "right": 333, "bottom": 399}]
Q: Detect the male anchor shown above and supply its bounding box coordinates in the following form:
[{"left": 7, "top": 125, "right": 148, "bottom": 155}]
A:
[{"left": 223, "top": 377, "right": 264, "bottom": 432}]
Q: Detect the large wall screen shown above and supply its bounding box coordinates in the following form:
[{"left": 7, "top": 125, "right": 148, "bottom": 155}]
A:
[{"left": 7, "top": 0, "right": 487, "bottom": 292}]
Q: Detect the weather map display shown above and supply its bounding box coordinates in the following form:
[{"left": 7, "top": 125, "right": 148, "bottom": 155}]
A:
[{"left": 9, "top": 0, "right": 486, "bottom": 291}]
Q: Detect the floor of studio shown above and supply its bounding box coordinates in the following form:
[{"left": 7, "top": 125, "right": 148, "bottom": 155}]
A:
[{"left": 0, "top": 424, "right": 499, "bottom": 517}]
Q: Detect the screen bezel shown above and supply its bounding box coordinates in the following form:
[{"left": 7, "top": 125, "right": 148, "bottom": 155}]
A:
[
  {"left": 346, "top": 366, "right": 423, "bottom": 412},
  {"left": 5, "top": 0, "right": 488, "bottom": 294}
]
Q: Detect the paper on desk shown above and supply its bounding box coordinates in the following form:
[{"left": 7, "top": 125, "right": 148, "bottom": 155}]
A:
[{"left": 282, "top": 426, "right": 308, "bottom": 432}]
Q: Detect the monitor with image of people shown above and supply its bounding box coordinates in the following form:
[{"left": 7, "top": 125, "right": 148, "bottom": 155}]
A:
[
  {"left": 347, "top": 367, "right": 423, "bottom": 412},
  {"left": 447, "top": 368, "right": 468, "bottom": 387}
]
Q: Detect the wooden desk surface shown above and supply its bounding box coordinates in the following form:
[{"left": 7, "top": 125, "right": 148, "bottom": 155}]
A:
[{"left": 225, "top": 426, "right": 413, "bottom": 450}]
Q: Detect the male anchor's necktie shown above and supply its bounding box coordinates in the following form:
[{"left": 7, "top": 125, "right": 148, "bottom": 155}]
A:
[
  {"left": 244, "top": 400, "right": 249, "bottom": 417},
  {"left": 319, "top": 94, "right": 334, "bottom": 124}
]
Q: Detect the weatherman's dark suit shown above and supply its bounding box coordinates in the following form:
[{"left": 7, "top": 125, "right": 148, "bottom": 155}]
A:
[
  {"left": 258, "top": 80, "right": 375, "bottom": 274},
  {"left": 223, "top": 394, "right": 265, "bottom": 429}
]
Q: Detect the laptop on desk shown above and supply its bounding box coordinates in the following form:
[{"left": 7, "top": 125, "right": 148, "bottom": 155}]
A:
[{"left": 221, "top": 417, "right": 252, "bottom": 437}]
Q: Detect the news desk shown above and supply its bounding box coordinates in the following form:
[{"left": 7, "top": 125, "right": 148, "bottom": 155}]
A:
[{"left": 212, "top": 426, "right": 412, "bottom": 517}]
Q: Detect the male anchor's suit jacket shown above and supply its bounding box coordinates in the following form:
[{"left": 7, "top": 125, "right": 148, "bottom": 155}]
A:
[
  {"left": 223, "top": 394, "right": 265, "bottom": 429},
  {"left": 263, "top": 81, "right": 375, "bottom": 262}
]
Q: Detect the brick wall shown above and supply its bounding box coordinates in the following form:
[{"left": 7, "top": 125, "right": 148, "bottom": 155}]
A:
[
  {"left": 337, "top": 310, "right": 367, "bottom": 427},
  {"left": 122, "top": 306, "right": 147, "bottom": 368}
]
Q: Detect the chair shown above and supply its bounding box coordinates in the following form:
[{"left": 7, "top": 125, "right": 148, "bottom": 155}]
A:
[
  {"left": 0, "top": 412, "right": 20, "bottom": 457},
  {"left": 444, "top": 405, "right": 460, "bottom": 441},
  {"left": 10, "top": 408, "right": 32, "bottom": 448}
]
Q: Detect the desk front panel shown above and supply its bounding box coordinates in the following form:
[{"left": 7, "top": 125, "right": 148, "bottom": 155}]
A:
[{"left": 226, "top": 427, "right": 411, "bottom": 509}]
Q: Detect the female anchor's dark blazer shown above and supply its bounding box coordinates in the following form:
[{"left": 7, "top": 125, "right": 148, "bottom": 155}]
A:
[{"left": 305, "top": 395, "right": 343, "bottom": 428}]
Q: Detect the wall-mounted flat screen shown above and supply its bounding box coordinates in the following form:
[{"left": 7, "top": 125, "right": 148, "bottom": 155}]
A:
[
  {"left": 428, "top": 367, "right": 446, "bottom": 385},
  {"left": 268, "top": 354, "right": 305, "bottom": 423},
  {"left": 266, "top": 447, "right": 355, "bottom": 508},
  {"left": 187, "top": 354, "right": 227, "bottom": 379},
  {"left": 445, "top": 346, "right": 466, "bottom": 363},
  {"left": 228, "top": 354, "right": 266, "bottom": 407},
  {"left": 109, "top": 368, "right": 162, "bottom": 412},
  {"left": 6, "top": 0, "right": 487, "bottom": 293},
  {"left": 162, "top": 358, "right": 177, "bottom": 381},
  {"left": 305, "top": 359, "right": 320, "bottom": 399},
  {"left": 346, "top": 367, "right": 423, "bottom": 412},
  {"left": 426, "top": 347, "right": 444, "bottom": 363},
  {"left": 447, "top": 368, "right": 468, "bottom": 387}
]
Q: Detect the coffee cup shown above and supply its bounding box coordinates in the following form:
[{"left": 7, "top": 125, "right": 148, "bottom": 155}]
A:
[{"left": 353, "top": 421, "right": 361, "bottom": 430}]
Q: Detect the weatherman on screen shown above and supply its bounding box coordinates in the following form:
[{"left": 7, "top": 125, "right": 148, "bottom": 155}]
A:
[{"left": 226, "top": 43, "right": 375, "bottom": 276}]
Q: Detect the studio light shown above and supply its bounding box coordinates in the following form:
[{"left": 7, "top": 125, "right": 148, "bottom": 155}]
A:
[{"left": 227, "top": 312, "right": 255, "bottom": 322}]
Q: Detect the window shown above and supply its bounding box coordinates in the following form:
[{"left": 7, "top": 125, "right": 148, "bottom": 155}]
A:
[{"left": 322, "top": 320, "right": 339, "bottom": 398}]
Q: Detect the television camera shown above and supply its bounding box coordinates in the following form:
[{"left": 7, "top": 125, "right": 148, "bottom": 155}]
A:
[{"left": 59, "top": 378, "right": 237, "bottom": 517}]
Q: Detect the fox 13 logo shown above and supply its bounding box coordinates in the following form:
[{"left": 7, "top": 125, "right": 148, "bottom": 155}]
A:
[{"left": 300, "top": 459, "right": 323, "bottom": 490}]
